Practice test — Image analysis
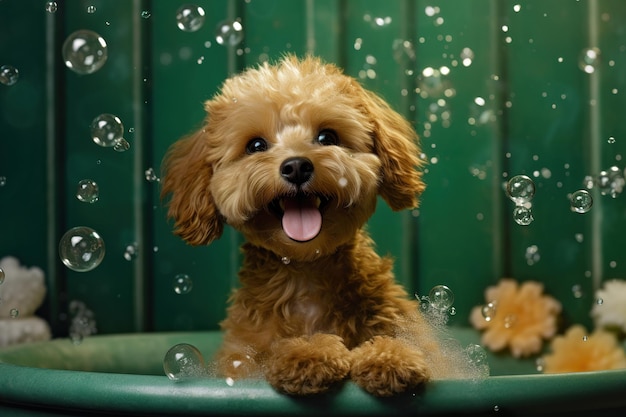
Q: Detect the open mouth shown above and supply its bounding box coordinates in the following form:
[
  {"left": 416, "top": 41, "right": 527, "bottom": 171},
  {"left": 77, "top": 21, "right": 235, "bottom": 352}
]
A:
[{"left": 269, "top": 194, "right": 327, "bottom": 242}]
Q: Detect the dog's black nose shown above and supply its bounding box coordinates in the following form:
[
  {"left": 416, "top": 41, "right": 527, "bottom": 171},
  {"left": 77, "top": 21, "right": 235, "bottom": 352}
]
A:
[{"left": 280, "top": 157, "right": 314, "bottom": 185}]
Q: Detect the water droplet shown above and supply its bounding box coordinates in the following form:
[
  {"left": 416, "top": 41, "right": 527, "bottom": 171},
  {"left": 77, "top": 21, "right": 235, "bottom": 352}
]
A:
[
  {"left": 0, "top": 176, "right": 6, "bottom": 187},
  {"left": 144, "top": 167, "right": 160, "bottom": 182},
  {"left": 123, "top": 243, "right": 138, "bottom": 261},
  {"left": 494, "top": 405, "right": 500, "bottom": 412},
  {"left": 525, "top": 245, "right": 540, "bottom": 265},
  {"left": 582, "top": 335, "right": 588, "bottom": 342},
  {"left": 45, "top": 1, "right": 58, "bottom": 13},
  {"left": 460, "top": 47, "right": 474, "bottom": 67},
  {"left": 62, "top": 30, "right": 108, "bottom": 75},
  {"left": 481, "top": 301, "right": 497, "bottom": 321},
  {"left": 76, "top": 179, "right": 99, "bottom": 203},
  {"left": 86, "top": 5, "right": 96, "bottom": 13},
  {"left": 596, "top": 297, "right": 604, "bottom": 305},
  {"left": 608, "top": 136, "right": 616, "bottom": 144},
  {"left": 173, "top": 274, "right": 193, "bottom": 294},
  {"left": 9, "top": 308, "right": 19, "bottom": 319},
  {"left": 163, "top": 343, "right": 206, "bottom": 380},
  {"left": 579, "top": 47, "right": 601, "bottom": 74},
  {"left": 513, "top": 206, "right": 534, "bottom": 225},
  {"left": 58, "top": 226, "right": 105, "bottom": 272},
  {"left": 503, "top": 314, "right": 517, "bottom": 329},
  {"left": 448, "top": 306, "right": 457, "bottom": 316},
  {"left": 215, "top": 20, "right": 244, "bottom": 46},
  {"left": 113, "top": 138, "right": 131, "bottom": 152},
  {"left": 535, "top": 357, "right": 545, "bottom": 372},
  {"left": 572, "top": 284, "right": 583, "bottom": 299},
  {"left": 0, "top": 65, "right": 19, "bottom": 86},
  {"left": 338, "top": 177, "right": 348, "bottom": 187},
  {"left": 506, "top": 175, "right": 535, "bottom": 204},
  {"left": 91, "top": 114, "right": 124, "bottom": 147},
  {"left": 0, "top": 268, "right": 4, "bottom": 284},
  {"left": 141, "top": 10, "right": 151, "bottom": 19},
  {"left": 176, "top": 4, "right": 206, "bottom": 32},
  {"left": 428, "top": 285, "right": 454, "bottom": 311},
  {"left": 570, "top": 190, "right": 593, "bottom": 213},
  {"left": 281, "top": 256, "right": 291, "bottom": 265}
]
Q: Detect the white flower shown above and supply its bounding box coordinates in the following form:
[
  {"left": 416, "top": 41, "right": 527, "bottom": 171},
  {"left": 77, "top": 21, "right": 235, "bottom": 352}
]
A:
[{"left": 591, "top": 279, "right": 626, "bottom": 332}]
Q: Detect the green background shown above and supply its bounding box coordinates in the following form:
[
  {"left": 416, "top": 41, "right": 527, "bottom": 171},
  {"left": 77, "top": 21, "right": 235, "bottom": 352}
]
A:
[{"left": 1, "top": 0, "right": 625, "bottom": 337}]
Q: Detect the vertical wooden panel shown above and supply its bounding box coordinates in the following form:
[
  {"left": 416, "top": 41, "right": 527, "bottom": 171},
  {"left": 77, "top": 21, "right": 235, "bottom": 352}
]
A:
[
  {"left": 504, "top": 0, "right": 593, "bottom": 326},
  {"left": 0, "top": 1, "right": 51, "bottom": 322},
  {"left": 61, "top": 1, "right": 148, "bottom": 334},
  {"left": 150, "top": 1, "right": 237, "bottom": 331},
  {"left": 414, "top": 0, "right": 504, "bottom": 323}
]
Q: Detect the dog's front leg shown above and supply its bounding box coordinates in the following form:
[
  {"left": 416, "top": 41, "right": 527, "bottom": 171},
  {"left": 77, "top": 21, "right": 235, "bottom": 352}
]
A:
[
  {"left": 264, "top": 333, "right": 352, "bottom": 395},
  {"left": 350, "top": 335, "right": 430, "bottom": 397}
]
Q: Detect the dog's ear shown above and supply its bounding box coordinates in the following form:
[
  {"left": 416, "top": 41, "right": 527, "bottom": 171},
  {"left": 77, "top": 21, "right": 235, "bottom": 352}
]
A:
[
  {"left": 361, "top": 89, "right": 425, "bottom": 210},
  {"left": 161, "top": 128, "right": 223, "bottom": 246}
]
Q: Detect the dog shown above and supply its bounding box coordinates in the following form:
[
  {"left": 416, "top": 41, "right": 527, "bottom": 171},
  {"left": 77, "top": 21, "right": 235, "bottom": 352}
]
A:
[{"left": 161, "top": 55, "right": 444, "bottom": 397}]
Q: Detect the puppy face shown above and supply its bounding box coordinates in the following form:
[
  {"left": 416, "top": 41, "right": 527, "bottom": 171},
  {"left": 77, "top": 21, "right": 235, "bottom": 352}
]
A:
[{"left": 162, "top": 56, "right": 424, "bottom": 261}]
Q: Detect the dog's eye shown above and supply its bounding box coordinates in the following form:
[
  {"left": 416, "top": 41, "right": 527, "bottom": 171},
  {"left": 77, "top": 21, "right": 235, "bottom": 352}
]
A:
[
  {"left": 246, "top": 137, "right": 268, "bottom": 154},
  {"left": 316, "top": 129, "right": 339, "bottom": 146}
]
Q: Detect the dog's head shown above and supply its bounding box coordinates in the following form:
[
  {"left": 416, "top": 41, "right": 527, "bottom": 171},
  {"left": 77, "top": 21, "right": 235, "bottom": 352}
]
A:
[{"left": 161, "top": 55, "right": 424, "bottom": 261}]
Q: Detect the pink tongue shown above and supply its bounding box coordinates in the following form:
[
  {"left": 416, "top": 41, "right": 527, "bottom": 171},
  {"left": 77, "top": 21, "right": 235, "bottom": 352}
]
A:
[{"left": 281, "top": 197, "right": 322, "bottom": 242}]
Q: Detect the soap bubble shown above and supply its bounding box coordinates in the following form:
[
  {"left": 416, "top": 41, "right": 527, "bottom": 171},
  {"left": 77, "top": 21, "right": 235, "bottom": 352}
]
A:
[
  {"left": 176, "top": 4, "right": 206, "bottom": 32},
  {"left": 513, "top": 206, "right": 534, "bottom": 225},
  {"left": 163, "top": 343, "right": 206, "bottom": 380},
  {"left": 123, "top": 243, "right": 138, "bottom": 261},
  {"left": 9, "top": 308, "right": 19, "bottom": 319},
  {"left": 281, "top": 256, "right": 291, "bottom": 265},
  {"left": 45, "top": 1, "right": 58, "bottom": 13},
  {"left": 69, "top": 300, "right": 97, "bottom": 344},
  {"left": 428, "top": 285, "right": 454, "bottom": 311},
  {"left": 144, "top": 167, "right": 160, "bottom": 182},
  {"left": 62, "top": 30, "right": 108, "bottom": 75},
  {"left": 506, "top": 175, "right": 535, "bottom": 204},
  {"left": 113, "top": 138, "right": 131, "bottom": 152},
  {"left": 579, "top": 47, "right": 600, "bottom": 74},
  {"left": 465, "top": 344, "right": 488, "bottom": 369},
  {"left": 76, "top": 179, "right": 99, "bottom": 203},
  {"left": 596, "top": 166, "right": 624, "bottom": 198},
  {"left": 570, "top": 190, "right": 593, "bottom": 213},
  {"left": 91, "top": 114, "right": 124, "bottom": 147},
  {"left": 215, "top": 20, "right": 244, "bottom": 46},
  {"left": 481, "top": 301, "right": 497, "bottom": 321},
  {"left": 59, "top": 226, "right": 105, "bottom": 272},
  {"left": 173, "top": 274, "right": 193, "bottom": 294},
  {"left": 525, "top": 245, "right": 540, "bottom": 265},
  {"left": 0, "top": 267, "right": 4, "bottom": 284},
  {"left": 0, "top": 65, "right": 19, "bottom": 86}
]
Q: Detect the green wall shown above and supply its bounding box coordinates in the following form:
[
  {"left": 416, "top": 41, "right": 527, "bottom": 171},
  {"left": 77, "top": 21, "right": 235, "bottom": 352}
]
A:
[{"left": 1, "top": 0, "right": 625, "bottom": 335}]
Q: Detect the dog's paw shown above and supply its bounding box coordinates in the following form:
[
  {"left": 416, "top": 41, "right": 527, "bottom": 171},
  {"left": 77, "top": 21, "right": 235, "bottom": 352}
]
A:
[
  {"left": 265, "top": 333, "right": 352, "bottom": 395},
  {"left": 350, "top": 336, "right": 430, "bottom": 397}
]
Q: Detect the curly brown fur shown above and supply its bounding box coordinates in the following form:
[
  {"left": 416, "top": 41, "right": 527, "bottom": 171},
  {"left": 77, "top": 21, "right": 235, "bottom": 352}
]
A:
[{"left": 162, "top": 55, "right": 440, "bottom": 396}]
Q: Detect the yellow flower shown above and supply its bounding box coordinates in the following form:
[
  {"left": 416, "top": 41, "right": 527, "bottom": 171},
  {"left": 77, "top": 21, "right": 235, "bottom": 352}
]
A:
[
  {"left": 470, "top": 278, "right": 561, "bottom": 357},
  {"left": 542, "top": 325, "right": 626, "bottom": 373}
]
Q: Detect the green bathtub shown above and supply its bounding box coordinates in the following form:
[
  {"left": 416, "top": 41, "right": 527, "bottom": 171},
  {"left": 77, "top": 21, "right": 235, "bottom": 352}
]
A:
[{"left": 1, "top": 329, "right": 625, "bottom": 416}]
